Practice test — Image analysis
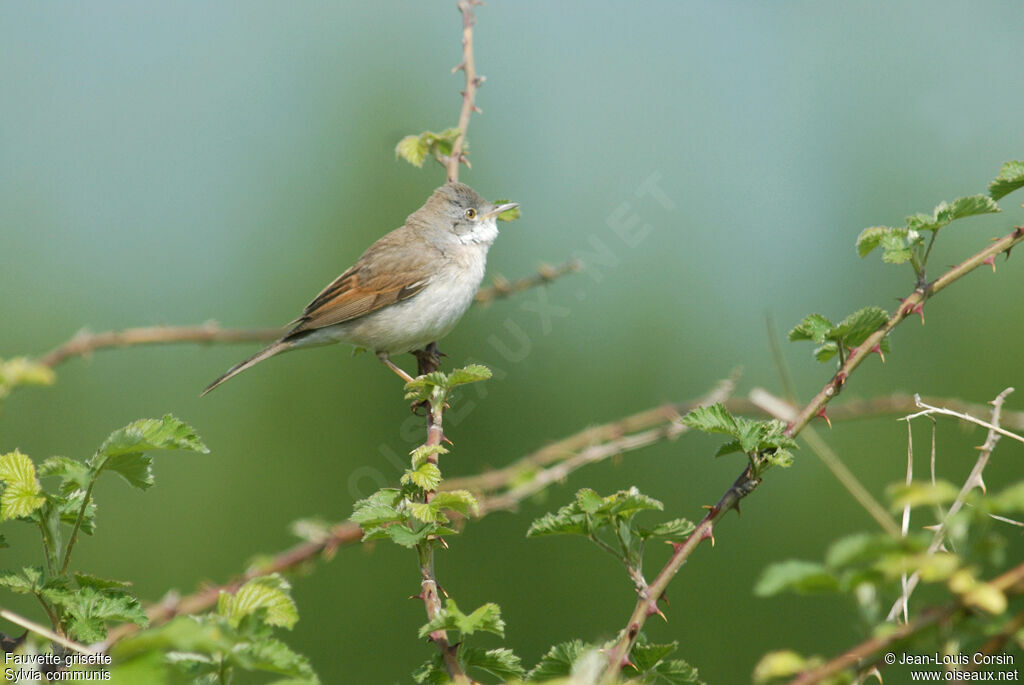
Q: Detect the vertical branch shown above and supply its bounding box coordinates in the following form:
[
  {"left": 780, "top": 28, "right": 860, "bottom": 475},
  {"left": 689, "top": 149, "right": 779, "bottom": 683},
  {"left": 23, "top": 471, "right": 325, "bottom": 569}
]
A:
[
  {"left": 417, "top": 391, "right": 470, "bottom": 683},
  {"left": 446, "top": 0, "right": 481, "bottom": 183}
]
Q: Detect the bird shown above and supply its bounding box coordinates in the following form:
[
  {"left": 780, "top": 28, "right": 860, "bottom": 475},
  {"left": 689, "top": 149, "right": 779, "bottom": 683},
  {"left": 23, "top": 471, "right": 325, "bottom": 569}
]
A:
[{"left": 201, "top": 182, "right": 517, "bottom": 395}]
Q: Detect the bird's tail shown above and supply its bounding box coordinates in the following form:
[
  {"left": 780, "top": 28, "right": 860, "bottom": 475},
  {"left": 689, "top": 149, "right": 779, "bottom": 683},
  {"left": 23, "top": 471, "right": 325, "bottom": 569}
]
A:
[{"left": 201, "top": 340, "right": 291, "bottom": 396}]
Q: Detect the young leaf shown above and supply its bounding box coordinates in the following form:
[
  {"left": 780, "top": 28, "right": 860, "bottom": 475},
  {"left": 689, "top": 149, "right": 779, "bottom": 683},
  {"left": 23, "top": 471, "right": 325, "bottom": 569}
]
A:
[
  {"left": 236, "top": 637, "right": 317, "bottom": 679},
  {"left": 680, "top": 403, "right": 739, "bottom": 437},
  {"left": 395, "top": 134, "right": 429, "bottom": 167},
  {"left": 0, "top": 357, "right": 56, "bottom": 401},
  {"left": 639, "top": 517, "right": 696, "bottom": 540},
  {"left": 408, "top": 501, "right": 447, "bottom": 524},
  {"left": 527, "top": 502, "right": 589, "bottom": 537},
  {"left": 43, "top": 585, "right": 148, "bottom": 642},
  {"left": 402, "top": 462, "right": 442, "bottom": 491},
  {"left": 788, "top": 314, "right": 833, "bottom": 344},
  {"left": 447, "top": 364, "right": 493, "bottom": 387},
  {"left": 38, "top": 456, "right": 91, "bottom": 492},
  {"left": 91, "top": 415, "right": 208, "bottom": 489},
  {"left": 460, "top": 647, "right": 525, "bottom": 681},
  {"left": 0, "top": 450, "right": 46, "bottom": 519},
  {"left": 218, "top": 574, "right": 299, "bottom": 630},
  {"left": 988, "top": 160, "right": 1024, "bottom": 200},
  {"left": 431, "top": 490, "right": 479, "bottom": 517},
  {"left": 0, "top": 567, "right": 44, "bottom": 594},
  {"left": 417, "top": 599, "right": 505, "bottom": 639},
  {"left": 886, "top": 480, "right": 959, "bottom": 511},
  {"left": 527, "top": 640, "right": 591, "bottom": 681},
  {"left": 754, "top": 560, "right": 839, "bottom": 596}
]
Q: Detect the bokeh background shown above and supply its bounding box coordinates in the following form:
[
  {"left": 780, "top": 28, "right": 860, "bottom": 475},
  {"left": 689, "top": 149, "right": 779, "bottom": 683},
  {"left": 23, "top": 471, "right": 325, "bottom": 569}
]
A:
[{"left": 3, "top": 1, "right": 1023, "bottom": 682}]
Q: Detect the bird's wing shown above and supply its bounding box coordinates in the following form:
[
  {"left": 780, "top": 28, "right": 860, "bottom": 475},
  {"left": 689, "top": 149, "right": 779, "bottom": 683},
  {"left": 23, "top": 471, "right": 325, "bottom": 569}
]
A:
[{"left": 288, "top": 229, "right": 438, "bottom": 334}]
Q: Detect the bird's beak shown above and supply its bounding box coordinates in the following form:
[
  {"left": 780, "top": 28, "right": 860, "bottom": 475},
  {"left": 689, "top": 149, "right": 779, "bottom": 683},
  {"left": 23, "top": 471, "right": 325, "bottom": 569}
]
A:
[{"left": 482, "top": 202, "right": 519, "bottom": 220}]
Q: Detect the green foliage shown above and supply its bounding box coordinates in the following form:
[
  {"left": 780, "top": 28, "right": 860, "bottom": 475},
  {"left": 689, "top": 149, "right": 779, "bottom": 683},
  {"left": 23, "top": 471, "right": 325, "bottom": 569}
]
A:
[
  {"left": 529, "top": 488, "right": 695, "bottom": 597},
  {"left": 395, "top": 128, "right": 465, "bottom": 168},
  {"left": 524, "top": 637, "right": 702, "bottom": 684},
  {"left": 681, "top": 404, "right": 797, "bottom": 472},
  {"left": 988, "top": 159, "right": 1024, "bottom": 200},
  {"left": 527, "top": 640, "right": 592, "bottom": 681},
  {"left": 755, "top": 476, "right": 1024, "bottom": 681},
  {"left": 418, "top": 599, "right": 506, "bottom": 639},
  {"left": 414, "top": 647, "right": 526, "bottom": 684},
  {"left": 855, "top": 169, "right": 1009, "bottom": 280},
  {"left": 0, "top": 415, "right": 207, "bottom": 645},
  {"left": 0, "top": 356, "right": 55, "bottom": 407},
  {"left": 111, "top": 575, "right": 318, "bottom": 684},
  {"left": 218, "top": 574, "right": 300, "bottom": 630},
  {"left": 788, "top": 307, "right": 890, "bottom": 363},
  {"left": 0, "top": 450, "right": 46, "bottom": 519}
]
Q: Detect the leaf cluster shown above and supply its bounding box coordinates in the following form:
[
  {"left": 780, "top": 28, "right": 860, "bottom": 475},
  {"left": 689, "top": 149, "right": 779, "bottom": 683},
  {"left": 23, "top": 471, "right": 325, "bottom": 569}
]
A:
[
  {"left": 753, "top": 478, "right": 1024, "bottom": 683},
  {"left": 0, "top": 415, "right": 208, "bottom": 643},
  {"left": 681, "top": 404, "right": 797, "bottom": 473},
  {"left": 395, "top": 128, "right": 466, "bottom": 168},
  {"left": 110, "top": 574, "right": 318, "bottom": 684},
  {"left": 788, "top": 306, "right": 890, "bottom": 364}
]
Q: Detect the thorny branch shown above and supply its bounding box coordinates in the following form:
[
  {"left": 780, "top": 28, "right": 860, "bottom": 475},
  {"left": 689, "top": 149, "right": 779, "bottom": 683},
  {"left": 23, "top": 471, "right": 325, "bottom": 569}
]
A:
[{"left": 601, "top": 224, "right": 1024, "bottom": 678}]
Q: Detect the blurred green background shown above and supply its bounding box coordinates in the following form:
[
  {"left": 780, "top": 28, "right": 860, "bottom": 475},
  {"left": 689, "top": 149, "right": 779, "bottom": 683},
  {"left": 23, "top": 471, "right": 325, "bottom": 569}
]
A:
[{"left": 3, "top": 1, "right": 1023, "bottom": 682}]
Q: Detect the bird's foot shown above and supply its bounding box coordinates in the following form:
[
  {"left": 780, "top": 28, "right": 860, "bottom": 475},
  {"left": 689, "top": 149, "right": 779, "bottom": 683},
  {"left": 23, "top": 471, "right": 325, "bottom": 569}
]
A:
[{"left": 412, "top": 341, "right": 446, "bottom": 376}]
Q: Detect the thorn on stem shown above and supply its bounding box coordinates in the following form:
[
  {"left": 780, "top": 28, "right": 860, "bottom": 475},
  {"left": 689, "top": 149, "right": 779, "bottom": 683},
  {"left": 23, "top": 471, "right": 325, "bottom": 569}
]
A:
[
  {"left": 816, "top": 406, "right": 832, "bottom": 429},
  {"left": 983, "top": 254, "right": 997, "bottom": 272},
  {"left": 872, "top": 344, "right": 886, "bottom": 363}
]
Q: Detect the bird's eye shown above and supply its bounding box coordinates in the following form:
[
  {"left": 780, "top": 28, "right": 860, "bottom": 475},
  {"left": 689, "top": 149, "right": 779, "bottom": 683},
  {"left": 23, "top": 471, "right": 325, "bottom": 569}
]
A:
[{"left": 465, "top": 208, "right": 477, "bottom": 219}]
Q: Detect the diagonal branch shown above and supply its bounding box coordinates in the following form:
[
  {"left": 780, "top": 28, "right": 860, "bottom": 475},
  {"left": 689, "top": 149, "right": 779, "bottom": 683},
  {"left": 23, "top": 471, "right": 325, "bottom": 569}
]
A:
[{"left": 601, "top": 224, "right": 1024, "bottom": 678}]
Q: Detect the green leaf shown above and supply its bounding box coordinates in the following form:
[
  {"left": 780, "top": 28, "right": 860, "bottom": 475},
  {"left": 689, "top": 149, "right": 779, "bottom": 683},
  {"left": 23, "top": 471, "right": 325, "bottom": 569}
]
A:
[
  {"left": 395, "top": 134, "right": 429, "bottom": 167},
  {"left": 575, "top": 488, "right": 604, "bottom": 514},
  {"left": 350, "top": 489, "right": 404, "bottom": 528},
  {"left": 527, "top": 508, "right": 589, "bottom": 537},
  {"left": 0, "top": 357, "right": 56, "bottom": 400},
  {"left": 461, "top": 647, "right": 525, "bottom": 681},
  {"left": 408, "top": 501, "right": 447, "bottom": 524},
  {"left": 38, "top": 456, "right": 91, "bottom": 492},
  {"left": 412, "top": 655, "right": 447, "bottom": 685},
  {"left": 218, "top": 574, "right": 299, "bottom": 630},
  {"left": 640, "top": 517, "right": 696, "bottom": 540},
  {"left": 527, "top": 640, "right": 590, "bottom": 681},
  {"left": 410, "top": 444, "right": 448, "bottom": 468},
  {"left": 432, "top": 490, "right": 479, "bottom": 517},
  {"left": 402, "top": 462, "right": 442, "bottom": 491},
  {"left": 875, "top": 551, "right": 959, "bottom": 582},
  {"left": 43, "top": 585, "right": 148, "bottom": 643},
  {"left": 382, "top": 522, "right": 453, "bottom": 548},
  {"left": 630, "top": 640, "right": 678, "bottom": 671},
  {"left": 236, "top": 637, "right": 317, "bottom": 679},
  {"left": 989, "top": 160, "right": 1024, "bottom": 200},
  {"left": 754, "top": 560, "right": 839, "bottom": 596},
  {"left": 825, "top": 532, "right": 923, "bottom": 568},
  {"left": 788, "top": 314, "right": 833, "bottom": 343},
  {"left": 942, "top": 194, "right": 1000, "bottom": 221},
  {"left": 880, "top": 228, "right": 915, "bottom": 264},
  {"left": 887, "top": 480, "right": 959, "bottom": 511},
  {"left": 753, "top": 651, "right": 823, "bottom": 685},
  {"left": 74, "top": 573, "right": 132, "bottom": 590},
  {"left": 417, "top": 599, "right": 505, "bottom": 639},
  {"left": 907, "top": 194, "right": 1000, "bottom": 233},
  {"left": 447, "top": 364, "right": 492, "bottom": 387},
  {"left": 832, "top": 306, "right": 889, "bottom": 348},
  {"left": 855, "top": 226, "right": 889, "bottom": 258},
  {"left": 91, "top": 415, "right": 208, "bottom": 489},
  {"left": 681, "top": 403, "right": 739, "bottom": 436},
  {"left": 0, "top": 450, "right": 46, "bottom": 519},
  {"left": 0, "top": 567, "right": 44, "bottom": 594}
]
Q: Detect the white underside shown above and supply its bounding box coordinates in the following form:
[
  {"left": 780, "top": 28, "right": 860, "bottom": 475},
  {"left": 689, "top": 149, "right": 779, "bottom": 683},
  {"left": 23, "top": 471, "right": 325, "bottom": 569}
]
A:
[{"left": 294, "top": 226, "right": 494, "bottom": 354}]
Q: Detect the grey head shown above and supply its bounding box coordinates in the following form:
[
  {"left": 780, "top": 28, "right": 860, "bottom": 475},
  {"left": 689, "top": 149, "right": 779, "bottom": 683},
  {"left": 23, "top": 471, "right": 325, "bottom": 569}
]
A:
[{"left": 410, "top": 182, "right": 518, "bottom": 245}]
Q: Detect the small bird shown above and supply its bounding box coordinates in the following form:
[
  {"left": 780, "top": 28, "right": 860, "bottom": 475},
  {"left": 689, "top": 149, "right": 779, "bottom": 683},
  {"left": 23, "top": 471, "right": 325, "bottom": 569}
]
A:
[{"left": 202, "top": 182, "right": 517, "bottom": 395}]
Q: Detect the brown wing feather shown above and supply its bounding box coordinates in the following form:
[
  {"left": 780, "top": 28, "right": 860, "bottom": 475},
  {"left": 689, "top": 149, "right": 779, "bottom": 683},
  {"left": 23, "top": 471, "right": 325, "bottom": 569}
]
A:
[{"left": 288, "top": 227, "right": 438, "bottom": 335}]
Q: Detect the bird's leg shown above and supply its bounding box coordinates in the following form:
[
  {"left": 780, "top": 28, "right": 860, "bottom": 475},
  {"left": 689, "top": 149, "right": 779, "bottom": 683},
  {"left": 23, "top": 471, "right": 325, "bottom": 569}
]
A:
[
  {"left": 412, "top": 341, "right": 446, "bottom": 376},
  {"left": 377, "top": 352, "right": 414, "bottom": 383}
]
